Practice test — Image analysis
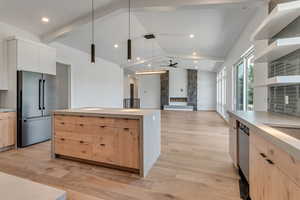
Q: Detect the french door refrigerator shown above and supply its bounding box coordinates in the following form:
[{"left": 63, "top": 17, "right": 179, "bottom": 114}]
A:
[{"left": 17, "top": 71, "right": 56, "bottom": 147}]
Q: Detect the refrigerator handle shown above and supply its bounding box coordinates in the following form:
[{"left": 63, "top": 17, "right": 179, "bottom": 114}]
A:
[
  {"left": 39, "top": 79, "right": 42, "bottom": 110},
  {"left": 42, "top": 80, "right": 46, "bottom": 110}
]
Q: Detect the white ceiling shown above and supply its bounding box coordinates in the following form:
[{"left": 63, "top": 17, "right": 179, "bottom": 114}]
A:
[
  {"left": 57, "top": 3, "right": 259, "bottom": 71},
  {"left": 0, "top": 0, "right": 114, "bottom": 35},
  {"left": 0, "top": 0, "right": 263, "bottom": 72}
]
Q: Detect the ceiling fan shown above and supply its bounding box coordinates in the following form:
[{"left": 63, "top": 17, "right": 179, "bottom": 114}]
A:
[{"left": 160, "top": 60, "right": 178, "bottom": 68}]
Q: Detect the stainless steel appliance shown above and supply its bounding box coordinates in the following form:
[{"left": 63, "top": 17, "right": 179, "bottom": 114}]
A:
[
  {"left": 17, "top": 71, "right": 56, "bottom": 147},
  {"left": 238, "top": 122, "right": 250, "bottom": 181}
]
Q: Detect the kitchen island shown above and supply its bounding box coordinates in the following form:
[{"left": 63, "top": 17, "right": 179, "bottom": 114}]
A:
[{"left": 52, "top": 108, "right": 161, "bottom": 177}]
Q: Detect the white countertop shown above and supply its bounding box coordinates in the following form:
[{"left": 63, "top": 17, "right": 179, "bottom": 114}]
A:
[
  {"left": 228, "top": 111, "right": 300, "bottom": 160},
  {"left": 0, "top": 172, "right": 66, "bottom": 200},
  {"left": 0, "top": 108, "right": 16, "bottom": 113},
  {"left": 53, "top": 107, "right": 160, "bottom": 117}
]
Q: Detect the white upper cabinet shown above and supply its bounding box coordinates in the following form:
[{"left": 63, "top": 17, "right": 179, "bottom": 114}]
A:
[
  {"left": 39, "top": 45, "right": 56, "bottom": 75},
  {"left": 9, "top": 38, "right": 56, "bottom": 75},
  {"left": 17, "top": 39, "right": 40, "bottom": 72}
]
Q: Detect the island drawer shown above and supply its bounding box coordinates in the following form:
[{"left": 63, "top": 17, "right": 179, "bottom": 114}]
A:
[
  {"left": 251, "top": 132, "right": 300, "bottom": 187},
  {"left": 54, "top": 115, "right": 115, "bottom": 127},
  {"left": 114, "top": 119, "right": 139, "bottom": 129},
  {"left": 54, "top": 131, "right": 94, "bottom": 142},
  {"left": 55, "top": 136, "right": 92, "bottom": 160}
]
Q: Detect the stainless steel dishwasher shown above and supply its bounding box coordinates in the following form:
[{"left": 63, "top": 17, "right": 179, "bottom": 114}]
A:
[{"left": 238, "top": 123, "right": 250, "bottom": 182}]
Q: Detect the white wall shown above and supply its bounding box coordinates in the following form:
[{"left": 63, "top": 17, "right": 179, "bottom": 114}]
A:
[
  {"left": 169, "top": 68, "right": 187, "bottom": 98},
  {"left": 218, "top": 5, "right": 268, "bottom": 119},
  {"left": 198, "top": 71, "right": 217, "bottom": 111},
  {"left": 51, "top": 42, "right": 123, "bottom": 108},
  {"left": 138, "top": 75, "right": 161, "bottom": 109}
]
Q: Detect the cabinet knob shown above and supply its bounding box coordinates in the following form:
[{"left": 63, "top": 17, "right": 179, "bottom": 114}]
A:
[
  {"left": 100, "top": 144, "right": 106, "bottom": 147},
  {"left": 266, "top": 159, "right": 274, "bottom": 165},
  {"left": 80, "top": 141, "right": 84, "bottom": 144},
  {"left": 124, "top": 128, "right": 129, "bottom": 131},
  {"left": 260, "top": 153, "right": 267, "bottom": 158},
  {"left": 60, "top": 122, "right": 65, "bottom": 125},
  {"left": 100, "top": 125, "right": 106, "bottom": 128},
  {"left": 79, "top": 124, "right": 84, "bottom": 127},
  {"left": 60, "top": 138, "right": 65, "bottom": 141}
]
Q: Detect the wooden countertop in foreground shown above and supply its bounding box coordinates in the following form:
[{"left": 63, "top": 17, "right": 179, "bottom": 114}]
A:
[
  {"left": 228, "top": 111, "right": 300, "bottom": 160},
  {"left": 53, "top": 108, "right": 160, "bottom": 118}
]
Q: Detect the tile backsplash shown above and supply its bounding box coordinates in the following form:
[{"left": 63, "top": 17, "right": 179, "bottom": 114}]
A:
[{"left": 268, "top": 0, "right": 300, "bottom": 117}]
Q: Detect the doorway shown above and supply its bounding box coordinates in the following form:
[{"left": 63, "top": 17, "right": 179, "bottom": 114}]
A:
[{"left": 56, "top": 63, "right": 71, "bottom": 109}]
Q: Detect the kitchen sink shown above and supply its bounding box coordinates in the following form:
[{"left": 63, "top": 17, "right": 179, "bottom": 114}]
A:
[{"left": 271, "top": 127, "right": 300, "bottom": 140}]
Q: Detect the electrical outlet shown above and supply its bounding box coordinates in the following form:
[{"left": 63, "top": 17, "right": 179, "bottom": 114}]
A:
[{"left": 285, "top": 96, "right": 289, "bottom": 105}]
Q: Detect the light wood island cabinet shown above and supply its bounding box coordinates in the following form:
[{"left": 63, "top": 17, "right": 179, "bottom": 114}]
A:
[{"left": 52, "top": 108, "right": 161, "bottom": 177}]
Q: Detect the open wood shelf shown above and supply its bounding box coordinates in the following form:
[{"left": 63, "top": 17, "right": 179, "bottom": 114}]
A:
[
  {"left": 251, "top": 0, "right": 300, "bottom": 41},
  {"left": 254, "top": 37, "right": 300, "bottom": 63}
]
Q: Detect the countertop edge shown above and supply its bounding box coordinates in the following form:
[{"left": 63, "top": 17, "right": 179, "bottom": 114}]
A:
[
  {"left": 0, "top": 109, "right": 16, "bottom": 113},
  {"left": 52, "top": 109, "right": 160, "bottom": 119},
  {"left": 228, "top": 111, "right": 300, "bottom": 161}
]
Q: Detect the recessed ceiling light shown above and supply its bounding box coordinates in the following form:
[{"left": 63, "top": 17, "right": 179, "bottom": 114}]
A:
[
  {"left": 136, "top": 57, "right": 141, "bottom": 61},
  {"left": 141, "top": 60, "right": 145, "bottom": 64},
  {"left": 193, "top": 60, "right": 198, "bottom": 64},
  {"left": 41, "top": 17, "right": 50, "bottom": 23},
  {"left": 114, "top": 44, "right": 119, "bottom": 48},
  {"left": 189, "top": 34, "right": 195, "bottom": 38},
  {"left": 192, "top": 52, "right": 197, "bottom": 56},
  {"left": 195, "top": 66, "right": 198, "bottom": 69},
  {"left": 147, "top": 63, "right": 152, "bottom": 67}
]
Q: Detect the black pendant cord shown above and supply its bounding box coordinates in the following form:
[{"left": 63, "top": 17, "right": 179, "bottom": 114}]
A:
[
  {"left": 91, "top": 0, "right": 95, "bottom": 63},
  {"left": 127, "top": 0, "right": 132, "bottom": 61}
]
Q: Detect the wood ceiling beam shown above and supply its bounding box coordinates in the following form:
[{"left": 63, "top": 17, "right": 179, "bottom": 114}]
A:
[{"left": 41, "top": 0, "right": 265, "bottom": 43}]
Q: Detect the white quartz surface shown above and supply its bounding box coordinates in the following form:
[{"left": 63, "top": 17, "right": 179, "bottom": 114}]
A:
[
  {"left": 0, "top": 108, "right": 16, "bottom": 113},
  {"left": 228, "top": 111, "right": 300, "bottom": 160},
  {"left": 0, "top": 172, "right": 66, "bottom": 200},
  {"left": 53, "top": 107, "right": 160, "bottom": 117}
]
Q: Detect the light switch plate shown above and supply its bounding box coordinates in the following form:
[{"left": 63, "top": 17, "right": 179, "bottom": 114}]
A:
[{"left": 285, "top": 96, "right": 289, "bottom": 105}]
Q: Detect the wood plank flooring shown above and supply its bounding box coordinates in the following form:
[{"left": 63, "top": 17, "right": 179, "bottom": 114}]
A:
[{"left": 0, "top": 111, "right": 241, "bottom": 200}]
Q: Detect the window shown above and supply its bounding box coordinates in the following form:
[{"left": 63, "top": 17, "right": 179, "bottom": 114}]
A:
[
  {"left": 234, "top": 47, "right": 254, "bottom": 111},
  {"left": 217, "top": 67, "right": 226, "bottom": 118}
]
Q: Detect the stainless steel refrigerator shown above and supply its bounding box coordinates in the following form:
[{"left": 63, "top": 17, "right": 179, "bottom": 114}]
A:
[{"left": 17, "top": 71, "right": 56, "bottom": 147}]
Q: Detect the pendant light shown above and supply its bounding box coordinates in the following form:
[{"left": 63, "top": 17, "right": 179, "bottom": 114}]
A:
[
  {"left": 91, "top": 0, "right": 95, "bottom": 63},
  {"left": 127, "top": 0, "right": 132, "bottom": 61}
]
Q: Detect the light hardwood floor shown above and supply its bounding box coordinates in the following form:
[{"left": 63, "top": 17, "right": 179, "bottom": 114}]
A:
[{"left": 0, "top": 111, "right": 241, "bottom": 200}]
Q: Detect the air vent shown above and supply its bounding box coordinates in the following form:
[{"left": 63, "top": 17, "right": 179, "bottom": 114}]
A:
[{"left": 144, "top": 34, "right": 156, "bottom": 40}]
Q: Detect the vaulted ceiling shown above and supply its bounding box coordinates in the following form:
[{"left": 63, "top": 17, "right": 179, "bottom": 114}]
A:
[{"left": 0, "top": 0, "right": 265, "bottom": 72}]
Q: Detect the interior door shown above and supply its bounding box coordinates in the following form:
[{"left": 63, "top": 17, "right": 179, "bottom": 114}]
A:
[
  {"left": 19, "top": 71, "right": 43, "bottom": 119},
  {"left": 42, "top": 74, "right": 57, "bottom": 116}
]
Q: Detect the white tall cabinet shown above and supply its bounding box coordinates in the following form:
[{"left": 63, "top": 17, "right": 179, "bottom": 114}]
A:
[
  {"left": 0, "top": 40, "right": 8, "bottom": 90},
  {"left": 0, "top": 37, "right": 56, "bottom": 108}
]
